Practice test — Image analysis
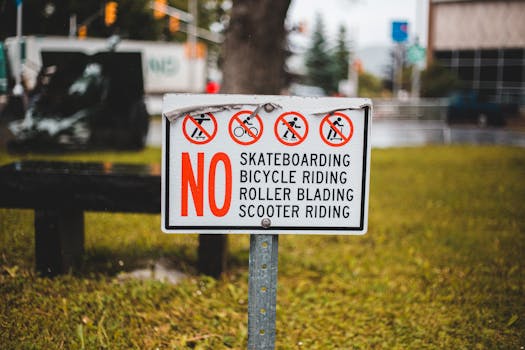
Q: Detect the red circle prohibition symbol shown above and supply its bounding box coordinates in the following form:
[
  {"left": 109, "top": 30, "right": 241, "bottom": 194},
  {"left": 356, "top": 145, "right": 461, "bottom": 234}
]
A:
[
  {"left": 228, "top": 110, "right": 264, "bottom": 145},
  {"left": 182, "top": 113, "right": 218, "bottom": 145},
  {"left": 319, "top": 112, "right": 354, "bottom": 147},
  {"left": 274, "top": 111, "right": 309, "bottom": 146}
]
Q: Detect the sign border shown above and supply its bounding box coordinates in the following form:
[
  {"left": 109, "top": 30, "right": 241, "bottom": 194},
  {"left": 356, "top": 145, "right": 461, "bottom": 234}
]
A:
[{"left": 164, "top": 106, "right": 370, "bottom": 233}]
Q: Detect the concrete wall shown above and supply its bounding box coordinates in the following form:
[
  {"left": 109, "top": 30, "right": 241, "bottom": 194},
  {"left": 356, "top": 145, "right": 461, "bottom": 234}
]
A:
[{"left": 431, "top": 0, "right": 525, "bottom": 50}]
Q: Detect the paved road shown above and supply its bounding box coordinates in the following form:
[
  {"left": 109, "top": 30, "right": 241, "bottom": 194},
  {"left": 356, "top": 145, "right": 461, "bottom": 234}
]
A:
[
  {"left": 146, "top": 118, "right": 163, "bottom": 147},
  {"left": 371, "top": 120, "right": 525, "bottom": 148},
  {"left": 148, "top": 119, "right": 525, "bottom": 148}
]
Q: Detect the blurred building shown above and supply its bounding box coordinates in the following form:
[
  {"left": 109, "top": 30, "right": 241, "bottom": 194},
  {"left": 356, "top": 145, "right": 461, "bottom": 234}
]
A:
[{"left": 428, "top": 0, "right": 525, "bottom": 105}]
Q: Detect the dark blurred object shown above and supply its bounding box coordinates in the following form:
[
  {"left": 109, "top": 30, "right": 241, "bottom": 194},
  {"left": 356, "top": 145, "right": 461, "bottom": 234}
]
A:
[
  {"left": 420, "top": 62, "right": 462, "bottom": 98},
  {"left": 0, "top": 160, "right": 159, "bottom": 277},
  {"left": 446, "top": 91, "right": 518, "bottom": 127},
  {"left": 0, "top": 42, "right": 8, "bottom": 95},
  {"left": 0, "top": 41, "right": 24, "bottom": 123},
  {"left": 0, "top": 160, "right": 226, "bottom": 278},
  {"left": 5, "top": 51, "right": 149, "bottom": 152}
]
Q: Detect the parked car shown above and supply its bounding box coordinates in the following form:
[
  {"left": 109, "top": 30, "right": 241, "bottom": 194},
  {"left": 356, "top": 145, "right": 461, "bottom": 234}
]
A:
[{"left": 446, "top": 91, "right": 509, "bottom": 127}]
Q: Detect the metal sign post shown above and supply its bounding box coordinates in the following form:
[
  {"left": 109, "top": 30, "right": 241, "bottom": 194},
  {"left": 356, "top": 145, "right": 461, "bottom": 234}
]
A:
[
  {"left": 391, "top": 21, "right": 409, "bottom": 98},
  {"left": 248, "top": 234, "right": 278, "bottom": 349}
]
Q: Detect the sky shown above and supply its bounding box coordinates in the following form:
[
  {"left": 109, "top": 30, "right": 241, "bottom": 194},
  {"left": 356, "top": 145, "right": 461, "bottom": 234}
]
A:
[
  {"left": 287, "top": 0, "right": 429, "bottom": 49},
  {"left": 286, "top": 0, "right": 429, "bottom": 76}
]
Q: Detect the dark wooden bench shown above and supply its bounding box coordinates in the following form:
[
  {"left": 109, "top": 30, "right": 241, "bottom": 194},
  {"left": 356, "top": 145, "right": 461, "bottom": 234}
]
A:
[{"left": 0, "top": 161, "right": 227, "bottom": 277}]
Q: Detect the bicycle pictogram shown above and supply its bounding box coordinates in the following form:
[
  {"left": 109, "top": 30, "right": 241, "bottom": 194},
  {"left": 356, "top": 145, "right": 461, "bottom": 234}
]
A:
[{"left": 228, "top": 110, "right": 264, "bottom": 145}]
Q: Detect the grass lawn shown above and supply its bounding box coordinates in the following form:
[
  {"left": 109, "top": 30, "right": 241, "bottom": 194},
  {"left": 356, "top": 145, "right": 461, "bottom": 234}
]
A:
[{"left": 0, "top": 145, "right": 524, "bottom": 349}]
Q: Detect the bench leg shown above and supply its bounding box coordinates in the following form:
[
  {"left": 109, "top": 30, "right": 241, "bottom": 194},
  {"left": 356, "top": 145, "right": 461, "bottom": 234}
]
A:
[
  {"left": 198, "top": 234, "right": 227, "bottom": 278},
  {"left": 34, "top": 209, "right": 84, "bottom": 277}
]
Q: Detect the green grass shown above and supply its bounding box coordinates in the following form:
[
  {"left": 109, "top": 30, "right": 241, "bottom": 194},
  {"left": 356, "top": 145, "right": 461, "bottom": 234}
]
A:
[{"left": 1, "top": 146, "right": 524, "bottom": 349}]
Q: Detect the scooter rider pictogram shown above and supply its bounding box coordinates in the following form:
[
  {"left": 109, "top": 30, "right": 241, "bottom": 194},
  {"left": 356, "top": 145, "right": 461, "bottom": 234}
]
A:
[
  {"left": 319, "top": 112, "right": 354, "bottom": 147},
  {"left": 327, "top": 116, "right": 344, "bottom": 140}
]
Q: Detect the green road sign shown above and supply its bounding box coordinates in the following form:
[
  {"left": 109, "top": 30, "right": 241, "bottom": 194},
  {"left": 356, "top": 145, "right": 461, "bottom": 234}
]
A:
[{"left": 407, "top": 44, "right": 426, "bottom": 64}]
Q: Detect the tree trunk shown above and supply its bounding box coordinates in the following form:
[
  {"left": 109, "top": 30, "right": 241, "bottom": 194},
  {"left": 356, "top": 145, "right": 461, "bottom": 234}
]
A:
[{"left": 221, "top": 0, "right": 292, "bottom": 94}]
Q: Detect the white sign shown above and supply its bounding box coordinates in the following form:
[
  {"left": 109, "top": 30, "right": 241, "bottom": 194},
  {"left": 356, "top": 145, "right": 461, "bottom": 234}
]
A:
[
  {"left": 162, "top": 94, "right": 372, "bottom": 234},
  {"left": 4, "top": 36, "right": 207, "bottom": 94}
]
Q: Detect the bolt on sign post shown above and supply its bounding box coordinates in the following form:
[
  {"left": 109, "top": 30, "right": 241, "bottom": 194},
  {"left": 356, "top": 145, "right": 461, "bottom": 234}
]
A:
[{"left": 161, "top": 94, "right": 372, "bottom": 348}]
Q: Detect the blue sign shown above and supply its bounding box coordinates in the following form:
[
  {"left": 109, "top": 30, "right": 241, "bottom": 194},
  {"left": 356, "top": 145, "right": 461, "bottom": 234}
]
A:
[
  {"left": 392, "top": 21, "right": 409, "bottom": 43},
  {"left": 15, "top": 0, "right": 23, "bottom": 6}
]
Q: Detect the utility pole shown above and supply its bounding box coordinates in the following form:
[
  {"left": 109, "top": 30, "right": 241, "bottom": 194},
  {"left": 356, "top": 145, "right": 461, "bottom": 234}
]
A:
[
  {"left": 149, "top": 0, "right": 223, "bottom": 93},
  {"left": 69, "top": 14, "right": 77, "bottom": 38},
  {"left": 411, "top": 0, "right": 422, "bottom": 99},
  {"left": 13, "top": 0, "right": 24, "bottom": 96},
  {"left": 411, "top": 59, "right": 420, "bottom": 99},
  {"left": 393, "top": 43, "right": 403, "bottom": 99},
  {"left": 149, "top": 1, "right": 223, "bottom": 43},
  {"left": 189, "top": 0, "right": 198, "bottom": 92}
]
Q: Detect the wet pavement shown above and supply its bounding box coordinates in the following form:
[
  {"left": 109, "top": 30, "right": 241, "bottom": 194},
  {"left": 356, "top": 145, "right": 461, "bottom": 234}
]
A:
[
  {"left": 371, "top": 120, "right": 525, "bottom": 148},
  {"left": 146, "top": 118, "right": 163, "bottom": 147},
  {"left": 148, "top": 119, "right": 525, "bottom": 148}
]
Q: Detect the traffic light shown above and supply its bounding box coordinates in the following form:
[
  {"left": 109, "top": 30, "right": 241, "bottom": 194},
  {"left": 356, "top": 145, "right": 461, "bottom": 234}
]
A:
[
  {"left": 154, "top": 0, "right": 167, "bottom": 19},
  {"left": 169, "top": 15, "right": 180, "bottom": 33},
  {"left": 184, "top": 42, "right": 207, "bottom": 59},
  {"left": 105, "top": 1, "right": 118, "bottom": 26},
  {"left": 78, "top": 25, "right": 87, "bottom": 39}
]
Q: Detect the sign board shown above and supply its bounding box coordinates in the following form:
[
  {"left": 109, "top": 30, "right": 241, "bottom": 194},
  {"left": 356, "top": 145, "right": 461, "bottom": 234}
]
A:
[
  {"left": 162, "top": 94, "right": 372, "bottom": 234},
  {"left": 392, "top": 21, "right": 409, "bottom": 43}
]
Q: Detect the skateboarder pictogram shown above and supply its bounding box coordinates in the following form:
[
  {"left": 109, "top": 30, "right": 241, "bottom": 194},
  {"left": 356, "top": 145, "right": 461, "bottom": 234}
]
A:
[
  {"left": 191, "top": 114, "right": 211, "bottom": 139},
  {"left": 319, "top": 112, "right": 354, "bottom": 147},
  {"left": 182, "top": 113, "right": 218, "bottom": 145},
  {"left": 274, "top": 111, "right": 308, "bottom": 146},
  {"left": 228, "top": 110, "right": 264, "bottom": 145},
  {"left": 282, "top": 117, "right": 301, "bottom": 140}
]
